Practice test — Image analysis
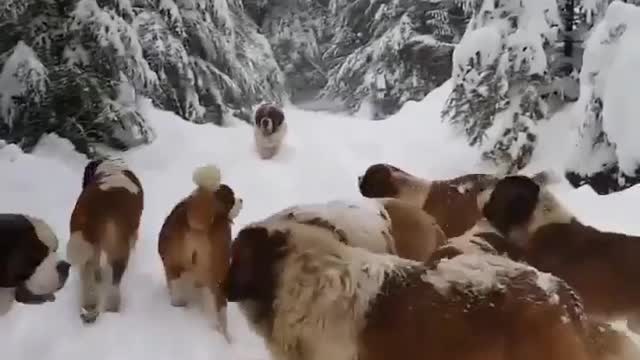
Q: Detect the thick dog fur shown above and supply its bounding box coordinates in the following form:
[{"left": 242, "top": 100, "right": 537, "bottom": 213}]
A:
[
  {"left": 67, "top": 158, "right": 144, "bottom": 324},
  {"left": 357, "top": 163, "right": 556, "bottom": 238},
  {"left": 0, "top": 214, "right": 70, "bottom": 315},
  {"left": 262, "top": 198, "right": 445, "bottom": 262},
  {"left": 157, "top": 164, "right": 242, "bottom": 342},
  {"left": 224, "top": 220, "right": 628, "bottom": 360},
  {"left": 254, "top": 103, "right": 287, "bottom": 160},
  {"left": 479, "top": 174, "right": 640, "bottom": 334}
]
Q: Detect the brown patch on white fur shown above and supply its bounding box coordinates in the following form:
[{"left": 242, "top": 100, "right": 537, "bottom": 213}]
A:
[
  {"left": 358, "top": 164, "right": 558, "bottom": 238},
  {"left": 157, "top": 164, "right": 242, "bottom": 342},
  {"left": 481, "top": 175, "right": 640, "bottom": 334},
  {"left": 67, "top": 158, "right": 143, "bottom": 324},
  {"left": 262, "top": 198, "right": 445, "bottom": 262},
  {"left": 254, "top": 103, "right": 287, "bottom": 160},
  {"left": 357, "top": 163, "right": 499, "bottom": 238},
  {"left": 223, "top": 220, "right": 629, "bottom": 360}
]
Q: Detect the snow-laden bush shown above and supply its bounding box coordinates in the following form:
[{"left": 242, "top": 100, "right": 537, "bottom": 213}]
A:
[
  {"left": 565, "top": 1, "right": 640, "bottom": 194},
  {"left": 443, "top": 0, "right": 562, "bottom": 173}
]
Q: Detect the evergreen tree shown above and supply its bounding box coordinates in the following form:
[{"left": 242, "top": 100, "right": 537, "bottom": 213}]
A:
[
  {"left": 321, "top": 0, "right": 468, "bottom": 119},
  {"left": 442, "top": 0, "right": 561, "bottom": 173}
]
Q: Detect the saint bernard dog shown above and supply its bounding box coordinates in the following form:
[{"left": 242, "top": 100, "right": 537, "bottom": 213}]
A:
[
  {"left": 0, "top": 214, "right": 70, "bottom": 315},
  {"left": 223, "top": 220, "right": 629, "bottom": 360},
  {"left": 357, "top": 163, "right": 555, "bottom": 238},
  {"left": 253, "top": 103, "right": 287, "bottom": 160},
  {"left": 262, "top": 197, "right": 446, "bottom": 262},
  {"left": 66, "top": 157, "right": 144, "bottom": 324},
  {"left": 426, "top": 218, "right": 640, "bottom": 360},
  {"left": 478, "top": 174, "right": 640, "bottom": 334},
  {"left": 158, "top": 164, "right": 242, "bottom": 342}
]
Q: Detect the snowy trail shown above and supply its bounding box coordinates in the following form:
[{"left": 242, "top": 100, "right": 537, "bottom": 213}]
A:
[{"left": 1, "top": 82, "right": 640, "bottom": 359}]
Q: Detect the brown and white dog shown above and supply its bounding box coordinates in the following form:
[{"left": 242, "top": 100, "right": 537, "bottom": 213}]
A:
[
  {"left": 426, "top": 219, "right": 640, "bottom": 360},
  {"left": 357, "top": 163, "right": 555, "bottom": 238},
  {"left": 66, "top": 158, "right": 144, "bottom": 324},
  {"left": 1, "top": 214, "right": 70, "bottom": 315},
  {"left": 479, "top": 174, "right": 640, "bottom": 334},
  {"left": 253, "top": 103, "right": 287, "bottom": 160},
  {"left": 158, "top": 164, "right": 242, "bottom": 342},
  {"left": 263, "top": 198, "right": 445, "bottom": 262},
  {"left": 223, "top": 220, "right": 625, "bottom": 360}
]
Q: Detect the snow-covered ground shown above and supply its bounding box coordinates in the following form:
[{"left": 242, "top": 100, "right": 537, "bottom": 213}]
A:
[{"left": 1, "top": 81, "right": 640, "bottom": 359}]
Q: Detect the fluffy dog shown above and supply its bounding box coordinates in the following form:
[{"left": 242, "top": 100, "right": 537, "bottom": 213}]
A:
[
  {"left": 0, "top": 214, "right": 70, "bottom": 315},
  {"left": 158, "top": 164, "right": 242, "bottom": 342},
  {"left": 357, "top": 163, "right": 554, "bottom": 238},
  {"left": 66, "top": 158, "right": 144, "bottom": 324},
  {"left": 253, "top": 103, "right": 287, "bottom": 160},
  {"left": 262, "top": 198, "right": 445, "bottom": 262},
  {"left": 479, "top": 174, "right": 640, "bottom": 334},
  {"left": 224, "top": 220, "right": 616, "bottom": 360}
]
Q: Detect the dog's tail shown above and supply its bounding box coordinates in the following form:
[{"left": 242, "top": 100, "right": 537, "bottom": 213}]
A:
[{"left": 193, "top": 164, "right": 222, "bottom": 192}]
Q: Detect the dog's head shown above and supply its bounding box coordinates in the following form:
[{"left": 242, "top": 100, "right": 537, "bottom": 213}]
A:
[
  {"left": 479, "top": 175, "right": 540, "bottom": 237},
  {"left": 224, "top": 226, "right": 289, "bottom": 304},
  {"left": 255, "top": 104, "right": 285, "bottom": 136},
  {"left": 358, "top": 163, "right": 415, "bottom": 198},
  {"left": 0, "top": 215, "right": 70, "bottom": 306},
  {"left": 213, "top": 184, "right": 243, "bottom": 220}
]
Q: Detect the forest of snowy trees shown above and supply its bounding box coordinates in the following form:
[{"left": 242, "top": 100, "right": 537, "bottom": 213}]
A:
[{"left": 1, "top": 0, "right": 639, "bottom": 193}]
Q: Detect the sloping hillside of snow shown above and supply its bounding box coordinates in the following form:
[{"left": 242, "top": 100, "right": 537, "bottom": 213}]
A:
[{"left": 1, "top": 81, "right": 640, "bottom": 359}]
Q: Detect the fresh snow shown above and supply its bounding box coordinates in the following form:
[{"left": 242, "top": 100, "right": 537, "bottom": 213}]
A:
[{"left": 2, "top": 79, "right": 640, "bottom": 358}]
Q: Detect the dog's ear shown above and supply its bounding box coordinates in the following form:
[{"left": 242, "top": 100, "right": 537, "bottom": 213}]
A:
[
  {"left": 82, "top": 159, "right": 103, "bottom": 189},
  {"left": 225, "top": 226, "right": 289, "bottom": 302},
  {"left": 482, "top": 175, "right": 540, "bottom": 237}
]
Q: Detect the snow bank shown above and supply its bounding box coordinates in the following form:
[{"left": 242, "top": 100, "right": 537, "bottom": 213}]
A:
[{"left": 566, "top": 1, "right": 640, "bottom": 177}]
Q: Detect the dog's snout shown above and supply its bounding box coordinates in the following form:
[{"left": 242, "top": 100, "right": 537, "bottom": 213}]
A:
[
  {"left": 57, "top": 260, "right": 71, "bottom": 278},
  {"left": 358, "top": 175, "right": 363, "bottom": 185}
]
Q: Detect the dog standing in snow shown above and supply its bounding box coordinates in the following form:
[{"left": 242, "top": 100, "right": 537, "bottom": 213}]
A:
[
  {"left": 253, "top": 103, "right": 287, "bottom": 160},
  {"left": 158, "top": 164, "right": 242, "bottom": 342},
  {"left": 357, "top": 163, "right": 555, "bottom": 238},
  {"left": 66, "top": 158, "right": 144, "bottom": 324},
  {"left": 0, "top": 214, "right": 70, "bottom": 315},
  {"left": 478, "top": 174, "right": 640, "bottom": 335},
  {"left": 223, "top": 219, "right": 634, "bottom": 360}
]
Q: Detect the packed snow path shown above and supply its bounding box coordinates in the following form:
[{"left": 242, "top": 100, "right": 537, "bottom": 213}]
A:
[{"left": 2, "top": 83, "right": 640, "bottom": 359}]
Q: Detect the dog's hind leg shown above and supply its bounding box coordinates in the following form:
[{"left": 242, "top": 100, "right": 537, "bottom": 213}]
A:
[
  {"left": 104, "top": 254, "right": 128, "bottom": 313},
  {"left": 80, "top": 256, "right": 100, "bottom": 324}
]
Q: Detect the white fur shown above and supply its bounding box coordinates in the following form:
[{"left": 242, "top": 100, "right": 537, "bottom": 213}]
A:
[
  {"left": 254, "top": 121, "right": 287, "bottom": 160},
  {"left": 25, "top": 215, "right": 58, "bottom": 251},
  {"left": 98, "top": 173, "right": 140, "bottom": 194},
  {"left": 66, "top": 231, "right": 94, "bottom": 266},
  {"left": 392, "top": 172, "right": 432, "bottom": 208},
  {"left": 228, "top": 197, "right": 243, "bottom": 220},
  {"left": 24, "top": 252, "right": 63, "bottom": 295},
  {"left": 240, "top": 221, "right": 417, "bottom": 360},
  {"left": 0, "top": 288, "right": 14, "bottom": 315},
  {"left": 95, "top": 158, "right": 128, "bottom": 176},
  {"left": 264, "top": 199, "right": 393, "bottom": 255},
  {"left": 192, "top": 164, "right": 222, "bottom": 192}
]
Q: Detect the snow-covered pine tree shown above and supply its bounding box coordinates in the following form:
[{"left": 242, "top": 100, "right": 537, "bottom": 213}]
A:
[
  {"left": 442, "top": 0, "right": 561, "bottom": 173},
  {"left": 319, "top": 0, "right": 468, "bottom": 119},
  {"left": 565, "top": 1, "right": 640, "bottom": 195},
  {"left": 243, "top": 0, "right": 333, "bottom": 103}
]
